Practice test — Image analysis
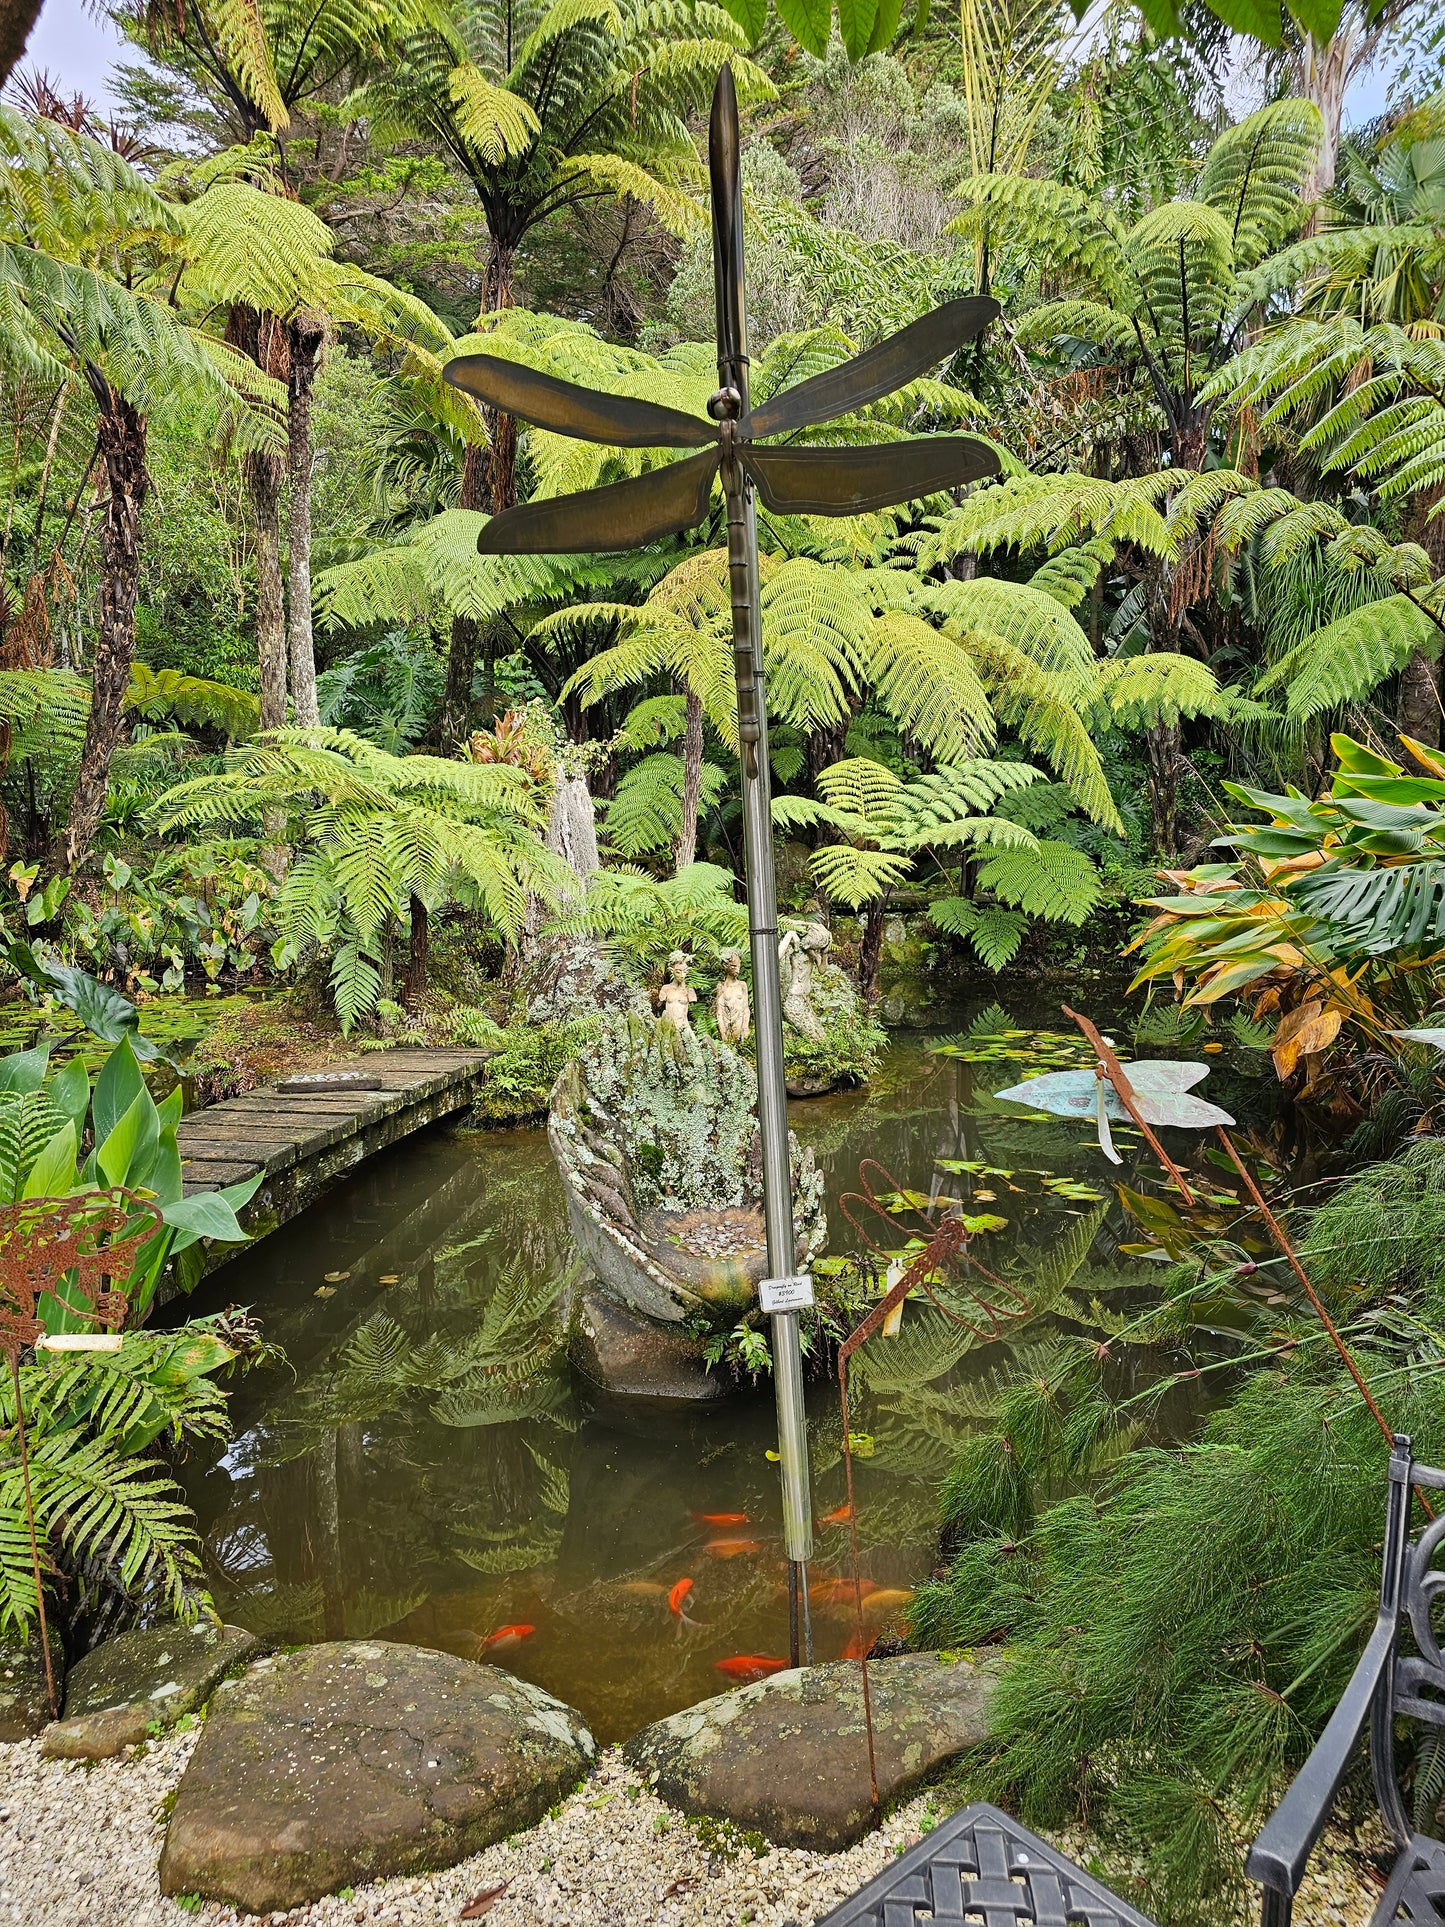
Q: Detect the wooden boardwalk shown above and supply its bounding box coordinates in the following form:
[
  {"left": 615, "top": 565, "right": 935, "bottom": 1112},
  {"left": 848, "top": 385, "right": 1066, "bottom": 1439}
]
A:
[{"left": 176, "top": 1047, "right": 495, "bottom": 1255}]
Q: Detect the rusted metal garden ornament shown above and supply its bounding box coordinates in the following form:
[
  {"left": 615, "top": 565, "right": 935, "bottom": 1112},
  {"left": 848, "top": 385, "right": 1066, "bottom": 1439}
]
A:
[
  {"left": 833, "top": 1164, "right": 1034, "bottom": 1811},
  {"left": 0, "top": 1190, "right": 159, "bottom": 1713},
  {"left": 443, "top": 67, "right": 1001, "bottom": 1666}
]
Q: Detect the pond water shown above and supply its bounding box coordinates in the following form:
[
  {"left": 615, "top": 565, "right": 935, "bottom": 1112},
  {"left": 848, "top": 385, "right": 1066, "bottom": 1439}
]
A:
[{"left": 173, "top": 996, "right": 1275, "bottom": 1744}]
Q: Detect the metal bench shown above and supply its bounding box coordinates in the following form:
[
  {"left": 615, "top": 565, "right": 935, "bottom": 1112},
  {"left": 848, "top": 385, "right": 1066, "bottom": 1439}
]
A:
[
  {"left": 817, "top": 1804, "right": 1158, "bottom": 1926},
  {"left": 1249, "top": 1432, "right": 1445, "bottom": 1925},
  {"left": 822, "top": 1431, "right": 1445, "bottom": 1927}
]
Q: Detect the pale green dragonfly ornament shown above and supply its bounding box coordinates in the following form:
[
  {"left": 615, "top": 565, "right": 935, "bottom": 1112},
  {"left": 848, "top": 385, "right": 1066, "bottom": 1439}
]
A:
[{"left": 997, "top": 1009, "right": 1236, "bottom": 1174}]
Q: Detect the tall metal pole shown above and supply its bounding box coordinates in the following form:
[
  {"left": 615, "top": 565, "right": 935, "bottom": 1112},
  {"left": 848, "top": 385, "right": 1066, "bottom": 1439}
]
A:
[{"left": 710, "top": 67, "right": 813, "bottom": 1664}]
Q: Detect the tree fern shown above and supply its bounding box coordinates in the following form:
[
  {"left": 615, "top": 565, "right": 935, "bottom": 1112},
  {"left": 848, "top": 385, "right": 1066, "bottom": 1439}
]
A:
[
  {"left": 1259, "top": 594, "right": 1440, "bottom": 721},
  {"left": 976, "top": 839, "right": 1105, "bottom": 924}
]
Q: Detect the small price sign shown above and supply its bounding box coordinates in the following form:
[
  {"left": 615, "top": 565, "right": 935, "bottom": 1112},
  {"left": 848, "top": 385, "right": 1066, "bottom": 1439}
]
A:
[{"left": 759, "top": 1274, "right": 814, "bottom": 1314}]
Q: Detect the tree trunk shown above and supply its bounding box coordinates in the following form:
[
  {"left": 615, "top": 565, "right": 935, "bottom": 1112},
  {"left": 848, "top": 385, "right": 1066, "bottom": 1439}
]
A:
[
  {"left": 443, "top": 441, "right": 488, "bottom": 751},
  {"left": 482, "top": 239, "right": 518, "bottom": 517},
  {"left": 859, "top": 898, "right": 886, "bottom": 1003},
  {"left": 56, "top": 388, "right": 148, "bottom": 871},
  {"left": 675, "top": 688, "right": 704, "bottom": 873},
  {"left": 1144, "top": 718, "right": 1181, "bottom": 857},
  {"left": 0, "top": 0, "right": 43, "bottom": 88},
  {"left": 286, "top": 311, "right": 326, "bottom": 728},
  {"left": 405, "top": 892, "right": 429, "bottom": 1006},
  {"left": 1400, "top": 649, "right": 1441, "bottom": 749},
  {"left": 1298, "top": 28, "right": 1353, "bottom": 205},
  {"left": 246, "top": 448, "right": 288, "bottom": 731}
]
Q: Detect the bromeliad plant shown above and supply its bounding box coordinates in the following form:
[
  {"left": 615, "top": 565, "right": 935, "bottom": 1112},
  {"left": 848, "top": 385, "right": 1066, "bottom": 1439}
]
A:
[{"left": 1130, "top": 732, "right": 1445, "bottom": 1084}]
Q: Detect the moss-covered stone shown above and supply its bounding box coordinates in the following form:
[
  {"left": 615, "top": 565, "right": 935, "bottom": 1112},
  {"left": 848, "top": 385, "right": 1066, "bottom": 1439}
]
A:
[
  {"left": 158, "top": 1641, "right": 595, "bottom": 1913},
  {"left": 42, "top": 1620, "right": 259, "bottom": 1760},
  {"left": 622, "top": 1652, "right": 1000, "bottom": 1851},
  {"left": 0, "top": 1628, "right": 62, "bottom": 1740}
]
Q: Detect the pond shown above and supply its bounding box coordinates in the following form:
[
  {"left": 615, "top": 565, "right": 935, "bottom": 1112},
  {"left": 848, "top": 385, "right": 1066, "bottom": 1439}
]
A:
[{"left": 172, "top": 995, "right": 1277, "bottom": 1744}]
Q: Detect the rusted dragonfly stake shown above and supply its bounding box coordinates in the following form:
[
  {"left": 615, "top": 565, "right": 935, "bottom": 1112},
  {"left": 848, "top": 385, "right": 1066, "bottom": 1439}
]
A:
[{"left": 444, "top": 68, "right": 1001, "bottom": 1665}]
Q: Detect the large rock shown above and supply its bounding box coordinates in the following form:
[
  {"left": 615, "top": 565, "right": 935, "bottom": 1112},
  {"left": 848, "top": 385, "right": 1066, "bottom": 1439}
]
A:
[
  {"left": 43, "top": 1620, "right": 259, "bottom": 1761},
  {"left": 623, "top": 1652, "right": 1001, "bottom": 1851},
  {"left": 0, "top": 1629, "right": 62, "bottom": 1740},
  {"left": 159, "top": 1641, "right": 595, "bottom": 1913},
  {"left": 569, "top": 1286, "right": 727, "bottom": 1404}
]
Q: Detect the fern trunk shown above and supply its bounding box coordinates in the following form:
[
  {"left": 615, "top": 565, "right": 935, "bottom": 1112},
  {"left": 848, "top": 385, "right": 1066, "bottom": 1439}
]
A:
[
  {"left": 443, "top": 442, "right": 487, "bottom": 750},
  {"left": 860, "top": 898, "right": 886, "bottom": 1001},
  {"left": 482, "top": 238, "right": 518, "bottom": 517},
  {"left": 0, "top": 0, "right": 43, "bottom": 86},
  {"left": 1297, "top": 29, "right": 1350, "bottom": 203},
  {"left": 405, "top": 892, "right": 429, "bottom": 1006},
  {"left": 285, "top": 311, "right": 325, "bottom": 729},
  {"left": 1145, "top": 717, "right": 1181, "bottom": 857},
  {"left": 246, "top": 447, "right": 288, "bottom": 732},
  {"left": 1400, "top": 649, "right": 1441, "bottom": 749},
  {"left": 57, "top": 383, "right": 148, "bottom": 871},
  {"left": 675, "top": 688, "right": 704, "bottom": 874}
]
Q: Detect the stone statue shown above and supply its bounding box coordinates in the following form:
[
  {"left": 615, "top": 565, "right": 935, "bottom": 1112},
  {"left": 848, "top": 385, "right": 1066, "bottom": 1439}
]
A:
[
  {"left": 777, "top": 921, "right": 831, "bottom": 1041},
  {"left": 655, "top": 950, "right": 697, "bottom": 1031},
  {"left": 713, "top": 948, "right": 751, "bottom": 1044}
]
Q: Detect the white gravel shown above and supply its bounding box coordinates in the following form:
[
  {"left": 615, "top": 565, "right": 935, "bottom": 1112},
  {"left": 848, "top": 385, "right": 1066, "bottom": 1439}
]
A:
[{"left": 0, "top": 1730, "right": 1384, "bottom": 1926}]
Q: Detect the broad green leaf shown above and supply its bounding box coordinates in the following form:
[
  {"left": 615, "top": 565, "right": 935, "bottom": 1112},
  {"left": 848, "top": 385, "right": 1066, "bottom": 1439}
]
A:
[
  {"left": 98, "top": 1089, "right": 158, "bottom": 1190},
  {"left": 1286, "top": 0, "right": 1343, "bottom": 37},
  {"left": 144, "top": 1331, "right": 236, "bottom": 1384},
  {"left": 157, "top": 1086, "right": 184, "bottom": 1132},
  {"left": 20, "top": 1121, "right": 77, "bottom": 1199},
  {"left": 1202, "top": 0, "right": 1283, "bottom": 42},
  {"left": 773, "top": 0, "right": 831, "bottom": 54},
  {"left": 48, "top": 1056, "right": 91, "bottom": 1135},
  {"left": 148, "top": 1128, "right": 184, "bottom": 1208},
  {"left": 0, "top": 1044, "right": 50, "bottom": 1094},
  {"left": 93, "top": 1036, "right": 146, "bottom": 1148},
  {"left": 161, "top": 1190, "right": 253, "bottom": 1251},
  {"left": 836, "top": 0, "right": 879, "bottom": 58},
  {"left": 866, "top": 0, "right": 903, "bottom": 51},
  {"left": 716, "top": 0, "right": 768, "bottom": 37}
]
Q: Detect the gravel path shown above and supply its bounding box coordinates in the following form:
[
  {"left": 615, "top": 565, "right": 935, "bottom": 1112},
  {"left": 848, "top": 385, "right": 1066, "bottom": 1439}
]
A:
[{"left": 0, "top": 1731, "right": 1382, "bottom": 1926}]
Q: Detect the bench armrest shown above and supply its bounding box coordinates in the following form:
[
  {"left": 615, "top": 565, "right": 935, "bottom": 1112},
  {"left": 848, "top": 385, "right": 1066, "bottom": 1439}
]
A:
[{"left": 1246, "top": 1613, "right": 1394, "bottom": 1900}]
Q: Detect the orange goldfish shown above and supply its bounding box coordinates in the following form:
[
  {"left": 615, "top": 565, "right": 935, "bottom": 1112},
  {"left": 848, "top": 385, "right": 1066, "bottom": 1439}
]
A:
[
  {"left": 692, "top": 1511, "right": 750, "bottom": 1527},
  {"left": 669, "top": 1578, "right": 695, "bottom": 1618},
  {"left": 481, "top": 1623, "right": 535, "bottom": 1652},
  {"left": 810, "top": 1576, "right": 876, "bottom": 1608},
  {"left": 861, "top": 1587, "right": 914, "bottom": 1619},
  {"left": 819, "top": 1503, "right": 854, "bottom": 1526},
  {"left": 841, "top": 1631, "right": 871, "bottom": 1662},
  {"left": 704, "top": 1537, "right": 762, "bottom": 1558},
  {"left": 716, "top": 1655, "right": 789, "bottom": 1683}
]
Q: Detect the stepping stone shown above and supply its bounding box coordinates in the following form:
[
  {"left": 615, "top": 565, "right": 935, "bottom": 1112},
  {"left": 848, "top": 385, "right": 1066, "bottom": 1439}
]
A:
[
  {"left": 159, "top": 1641, "right": 596, "bottom": 1913},
  {"left": 42, "top": 1621, "right": 259, "bottom": 1761},
  {"left": 0, "top": 1629, "right": 62, "bottom": 1740},
  {"left": 623, "top": 1652, "right": 1002, "bottom": 1851}
]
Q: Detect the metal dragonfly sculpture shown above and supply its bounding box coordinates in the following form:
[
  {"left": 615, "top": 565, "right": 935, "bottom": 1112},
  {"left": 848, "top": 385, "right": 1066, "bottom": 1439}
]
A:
[{"left": 443, "top": 65, "right": 1001, "bottom": 1667}]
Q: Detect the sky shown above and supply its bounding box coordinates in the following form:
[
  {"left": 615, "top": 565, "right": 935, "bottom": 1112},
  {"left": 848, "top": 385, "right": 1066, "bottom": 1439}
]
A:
[{"left": 12, "top": 0, "right": 1410, "bottom": 130}]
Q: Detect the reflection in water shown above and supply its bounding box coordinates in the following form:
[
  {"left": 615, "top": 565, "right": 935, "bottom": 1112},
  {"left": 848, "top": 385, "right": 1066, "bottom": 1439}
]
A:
[{"left": 175, "top": 1009, "right": 1263, "bottom": 1743}]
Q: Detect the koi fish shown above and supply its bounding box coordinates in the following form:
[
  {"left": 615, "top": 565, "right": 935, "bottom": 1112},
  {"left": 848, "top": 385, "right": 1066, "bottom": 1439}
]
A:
[
  {"left": 841, "top": 1631, "right": 871, "bottom": 1662},
  {"left": 480, "top": 1623, "right": 535, "bottom": 1652},
  {"left": 819, "top": 1503, "right": 854, "bottom": 1526},
  {"left": 704, "top": 1537, "right": 762, "bottom": 1558},
  {"left": 716, "top": 1655, "right": 789, "bottom": 1683},
  {"left": 810, "top": 1576, "right": 876, "bottom": 1608},
  {"left": 668, "top": 1578, "right": 695, "bottom": 1618},
  {"left": 692, "top": 1511, "right": 750, "bottom": 1527},
  {"left": 861, "top": 1587, "right": 914, "bottom": 1618}
]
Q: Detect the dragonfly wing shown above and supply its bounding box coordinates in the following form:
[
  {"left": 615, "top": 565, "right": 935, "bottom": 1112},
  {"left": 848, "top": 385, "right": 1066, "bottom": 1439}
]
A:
[
  {"left": 746, "top": 297, "right": 1000, "bottom": 439},
  {"left": 445, "top": 354, "right": 716, "bottom": 449},
  {"left": 476, "top": 449, "right": 720, "bottom": 555},
  {"left": 743, "top": 437, "right": 999, "bottom": 516}
]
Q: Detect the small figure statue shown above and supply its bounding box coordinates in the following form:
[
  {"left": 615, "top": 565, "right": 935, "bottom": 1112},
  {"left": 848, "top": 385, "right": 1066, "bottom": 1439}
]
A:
[
  {"left": 777, "top": 921, "right": 831, "bottom": 1041},
  {"left": 655, "top": 949, "right": 697, "bottom": 1031},
  {"left": 713, "top": 948, "right": 751, "bottom": 1044}
]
